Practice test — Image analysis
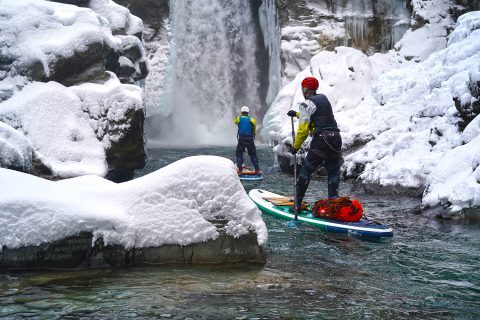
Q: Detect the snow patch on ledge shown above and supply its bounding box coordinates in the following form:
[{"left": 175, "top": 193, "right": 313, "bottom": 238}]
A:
[{"left": 0, "top": 156, "right": 268, "bottom": 250}]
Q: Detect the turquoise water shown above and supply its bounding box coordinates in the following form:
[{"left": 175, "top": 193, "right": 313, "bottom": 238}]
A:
[{"left": 1, "top": 146, "right": 479, "bottom": 319}]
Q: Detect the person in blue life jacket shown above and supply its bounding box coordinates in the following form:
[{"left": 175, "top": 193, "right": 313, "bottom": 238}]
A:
[
  {"left": 287, "top": 76, "right": 343, "bottom": 211},
  {"left": 234, "top": 106, "right": 261, "bottom": 175}
]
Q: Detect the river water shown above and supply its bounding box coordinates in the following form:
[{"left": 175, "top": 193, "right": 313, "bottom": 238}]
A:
[{"left": 1, "top": 147, "right": 479, "bottom": 319}]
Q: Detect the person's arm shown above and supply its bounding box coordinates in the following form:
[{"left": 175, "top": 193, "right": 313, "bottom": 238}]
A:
[
  {"left": 293, "top": 100, "right": 316, "bottom": 149},
  {"left": 250, "top": 117, "right": 257, "bottom": 136},
  {"left": 234, "top": 116, "right": 240, "bottom": 125}
]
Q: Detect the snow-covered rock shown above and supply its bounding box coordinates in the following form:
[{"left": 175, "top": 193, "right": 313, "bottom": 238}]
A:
[
  {"left": 0, "top": 75, "right": 145, "bottom": 179},
  {"left": 89, "top": 0, "right": 144, "bottom": 37},
  {"left": 0, "top": 0, "right": 149, "bottom": 180},
  {"left": 0, "top": 0, "right": 148, "bottom": 90},
  {"left": 0, "top": 0, "right": 122, "bottom": 87},
  {"left": 0, "top": 156, "right": 268, "bottom": 254}
]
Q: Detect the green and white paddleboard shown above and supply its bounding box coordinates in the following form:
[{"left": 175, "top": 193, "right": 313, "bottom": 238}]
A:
[{"left": 249, "top": 189, "right": 393, "bottom": 238}]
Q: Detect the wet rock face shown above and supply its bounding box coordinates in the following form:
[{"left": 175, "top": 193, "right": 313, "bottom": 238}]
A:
[
  {"left": 277, "top": 0, "right": 411, "bottom": 81},
  {"left": 0, "top": 229, "right": 266, "bottom": 270},
  {"left": 278, "top": 0, "right": 411, "bottom": 53}
]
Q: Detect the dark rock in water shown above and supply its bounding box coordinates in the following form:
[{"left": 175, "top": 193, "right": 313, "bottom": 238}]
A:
[
  {"left": 421, "top": 203, "right": 453, "bottom": 219},
  {"left": 352, "top": 178, "right": 424, "bottom": 197},
  {"left": 0, "top": 229, "right": 266, "bottom": 270}
]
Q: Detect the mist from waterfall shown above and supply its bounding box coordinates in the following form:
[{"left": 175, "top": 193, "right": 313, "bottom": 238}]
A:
[{"left": 152, "top": 0, "right": 265, "bottom": 146}]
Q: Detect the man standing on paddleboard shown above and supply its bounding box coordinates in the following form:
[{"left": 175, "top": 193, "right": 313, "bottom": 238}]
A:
[
  {"left": 287, "top": 77, "right": 343, "bottom": 211},
  {"left": 235, "top": 106, "right": 261, "bottom": 175}
]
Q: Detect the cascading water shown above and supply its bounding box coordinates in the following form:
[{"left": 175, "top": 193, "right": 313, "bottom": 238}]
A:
[{"left": 154, "top": 0, "right": 267, "bottom": 146}]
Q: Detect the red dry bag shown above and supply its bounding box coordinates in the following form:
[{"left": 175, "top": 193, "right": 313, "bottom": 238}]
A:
[{"left": 311, "top": 197, "right": 363, "bottom": 222}]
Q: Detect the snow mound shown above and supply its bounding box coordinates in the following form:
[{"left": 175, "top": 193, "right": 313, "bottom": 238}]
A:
[
  {"left": 0, "top": 156, "right": 268, "bottom": 250},
  {"left": 0, "top": 75, "right": 143, "bottom": 178}
]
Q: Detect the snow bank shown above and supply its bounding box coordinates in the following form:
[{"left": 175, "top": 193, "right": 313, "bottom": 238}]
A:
[
  {"left": 0, "top": 0, "right": 121, "bottom": 80},
  {"left": 344, "top": 11, "right": 480, "bottom": 210},
  {"left": 423, "top": 136, "right": 480, "bottom": 211},
  {"left": 395, "top": 0, "right": 453, "bottom": 61},
  {"left": 0, "top": 156, "right": 268, "bottom": 250},
  {"left": 262, "top": 46, "right": 385, "bottom": 146},
  {"left": 0, "top": 75, "right": 143, "bottom": 177},
  {"left": 264, "top": 10, "right": 480, "bottom": 212}
]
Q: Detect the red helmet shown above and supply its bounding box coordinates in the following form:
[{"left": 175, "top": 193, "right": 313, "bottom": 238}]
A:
[{"left": 301, "top": 77, "right": 319, "bottom": 90}]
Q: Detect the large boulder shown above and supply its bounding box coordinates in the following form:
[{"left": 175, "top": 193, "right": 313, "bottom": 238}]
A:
[
  {"left": 0, "top": 76, "right": 146, "bottom": 179},
  {"left": 0, "top": 156, "right": 268, "bottom": 269},
  {"left": 0, "top": 0, "right": 148, "bottom": 180},
  {"left": 0, "top": 229, "right": 266, "bottom": 270},
  {"left": 0, "top": 0, "right": 149, "bottom": 88}
]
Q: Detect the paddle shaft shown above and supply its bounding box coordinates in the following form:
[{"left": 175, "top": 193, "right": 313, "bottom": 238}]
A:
[{"left": 290, "top": 116, "right": 299, "bottom": 221}]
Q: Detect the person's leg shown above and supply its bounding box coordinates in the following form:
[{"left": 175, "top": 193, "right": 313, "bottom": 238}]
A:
[
  {"left": 235, "top": 139, "right": 246, "bottom": 172},
  {"left": 245, "top": 138, "right": 260, "bottom": 171},
  {"left": 325, "top": 157, "right": 342, "bottom": 198},
  {"left": 296, "top": 151, "right": 324, "bottom": 208},
  {"left": 324, "top": 133, "right": 343, "bottom": 198}
]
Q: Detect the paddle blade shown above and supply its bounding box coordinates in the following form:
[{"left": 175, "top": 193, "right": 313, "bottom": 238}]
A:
[{"left": 287, "top": 220, "right": 301, "bottom": 228}]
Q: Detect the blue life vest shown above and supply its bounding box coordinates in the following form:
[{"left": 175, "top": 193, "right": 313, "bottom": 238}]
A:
[{"left": 238, "top": 116, "right": 253, "bottom": 137}]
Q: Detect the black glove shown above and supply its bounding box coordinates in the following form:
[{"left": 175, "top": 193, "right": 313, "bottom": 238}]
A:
[
  {"left": 287, "top": 110, "right": 297, "bottom": 117},
  {"left": 287, "top": 144, "right": 297, "bottom": 155}
]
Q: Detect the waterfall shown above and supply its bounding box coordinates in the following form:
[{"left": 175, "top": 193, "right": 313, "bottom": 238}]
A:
[{"left": 152, "top": 0, "right": 264, "bottom": 146}]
